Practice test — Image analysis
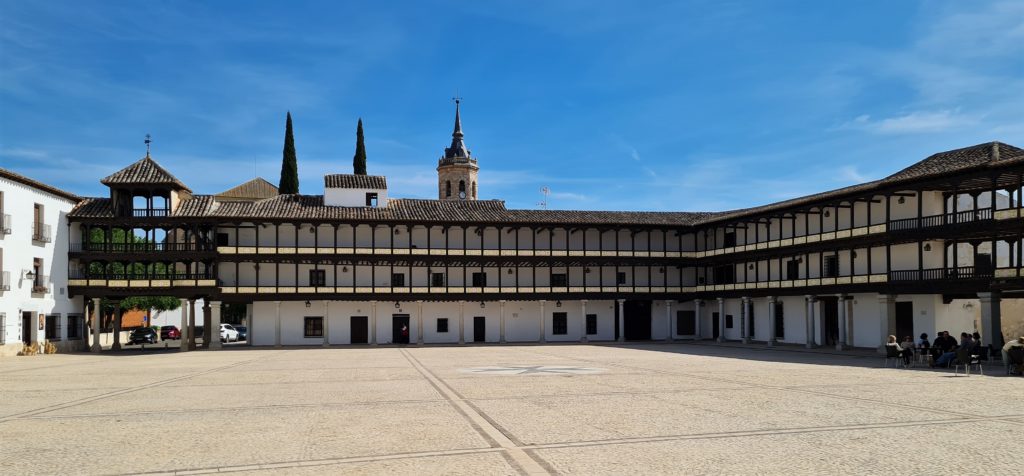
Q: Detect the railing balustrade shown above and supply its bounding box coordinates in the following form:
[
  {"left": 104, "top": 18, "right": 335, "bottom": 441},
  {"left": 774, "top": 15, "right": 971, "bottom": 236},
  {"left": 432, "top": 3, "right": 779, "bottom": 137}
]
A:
[
  {"left": 889, "top": 266, "right": 991, "bottom": 281},
  {"left": 70, "top": 242, "right": 213, "bottom": 253},
  {"left": 68, "top": 271, "right": 215, "bottom": 281},
  {"left": 888, "top": 208, "right": 994, "bottom": 231},
  {"left": 0, "top": 271, "right": 9, "bottom": 291},
  {"left": 32, "top": 222, "right": 51, "bottom": 242},
  {"left": 0, "top": 214, "right": 10, "bottom": 234},
  {"left": 131, "top": 208, "right": 170, "bottom": 217},
  {"left": 31, "top": 275, "right": 50, "bottom": 293}
]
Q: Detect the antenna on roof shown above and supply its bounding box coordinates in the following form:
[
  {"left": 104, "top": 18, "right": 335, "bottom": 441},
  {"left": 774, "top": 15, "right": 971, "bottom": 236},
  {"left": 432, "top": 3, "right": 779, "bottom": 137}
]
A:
[
  {"left": 538, "top": 186, "right": 550, "bottom": 209},
  {"left": 144, "top": 134, "right": 152, "bottom": 158}
]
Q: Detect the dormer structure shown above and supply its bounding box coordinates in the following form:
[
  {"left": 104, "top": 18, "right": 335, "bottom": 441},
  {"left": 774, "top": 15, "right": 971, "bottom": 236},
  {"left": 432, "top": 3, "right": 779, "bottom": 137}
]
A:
[
  {"left": 100, "top": 155, "right": 191, "bottom": 217},
  {"left": 324, "top": 174, "right": 388, "bottom": 207},
  {"left": 437, "top": 99, "right": 479, "bottom": 201}
]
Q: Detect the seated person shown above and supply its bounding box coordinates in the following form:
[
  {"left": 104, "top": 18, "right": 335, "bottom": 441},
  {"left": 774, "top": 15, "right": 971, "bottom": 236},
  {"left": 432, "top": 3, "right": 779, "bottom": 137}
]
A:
[
  {"left": 1002, "top": 337, "right": 1024, "bottom": 374},
  {"left": 933, "top": 333, "right": 972, "bottom": 367},
  {"left": 899, "top": 335, "right": 915, "bottom": 364},
  {"left": 931, "top": 331, "right": 954, "bottom": 360},
  {"left": 885, "top": 335, "right": 906, "bottom": 365},
  {"left": 917, "top": 333, "right": 930, "bottom": 350}
]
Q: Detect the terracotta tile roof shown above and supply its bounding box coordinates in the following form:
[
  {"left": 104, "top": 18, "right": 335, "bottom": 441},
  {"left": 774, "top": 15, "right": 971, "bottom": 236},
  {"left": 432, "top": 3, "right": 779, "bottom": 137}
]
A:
[
  {"left": 215, "top": 177, "right": 278, "bottom": 201},
  {"left": 324, "top": 174, "right": 387, "bottom": 189},
  {"left": 0, "top": 167, "right": 80, "bottom": 202},
  {"left": 67, "top": 198, "right": 114, "bottom": 218},
  {"left": 883, "top": 141, "right": 1024, "bottom": 183},
  {"left": 100, "top": 156, "right": 191, "bottom": 192}
]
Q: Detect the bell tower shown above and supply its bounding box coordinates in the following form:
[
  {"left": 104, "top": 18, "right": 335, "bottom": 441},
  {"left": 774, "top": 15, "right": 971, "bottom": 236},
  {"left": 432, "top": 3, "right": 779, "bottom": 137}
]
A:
[{"left": 437, "top": 98, "right": 479, "bottom": 200}]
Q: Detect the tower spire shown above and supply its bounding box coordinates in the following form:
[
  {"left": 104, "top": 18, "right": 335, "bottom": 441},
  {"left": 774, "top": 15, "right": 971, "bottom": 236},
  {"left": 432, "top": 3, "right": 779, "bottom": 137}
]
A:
[
  {"left": 144, "top": 133, "right": 152, "bottom": 158},
  {"left": 445, "top": 97, "right": 470, "bottom": 159}
]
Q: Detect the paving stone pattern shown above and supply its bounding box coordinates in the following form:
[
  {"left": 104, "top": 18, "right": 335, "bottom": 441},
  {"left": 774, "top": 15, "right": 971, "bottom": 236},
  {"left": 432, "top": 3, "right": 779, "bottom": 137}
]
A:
[{"left": 1, "top": 343, "right": 1021, "bottom": 475}]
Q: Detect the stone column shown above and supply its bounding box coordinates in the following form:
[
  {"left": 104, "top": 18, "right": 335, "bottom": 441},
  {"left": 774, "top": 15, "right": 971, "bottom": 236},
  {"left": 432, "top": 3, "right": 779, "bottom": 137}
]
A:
[
  {"left": 458, "top": 301, "right": 465, "bottom": 344},
  {"left": 499, "top": 300, "right": 506, "bottom": 344},
  {"left": 740, "top": 297, "right": 750, "bottom": 344},
  {"left": 767, "top": 296, "right": 777, "bottom": 347},
  {"left": 617, "top": 299, "right": 625, "bottom": 342},
  {"left": 693, "top": 299, "right": 702, "bottom": 340},
  {"left": 581, "top": 300, "right": 589, "bottom": 343},
  {"left": 978, "top": 292, "right": 1003, "bottom": 349},
  {"left": 322, "top": 301, "right": 330, "bottom": 347},
  {"left": 804, "top": 295, "right": 816, "bottom": 348},
  {"left": 370, "top": 300, "right": 377, "bottom": 345},
  {"left": 539, "top": 300, "right": 546, "bottom": 343},
  {"left": 836, "top": 295, "right": 847, "bottom": 350},
  {"left": 209, "top": 301, "right": 222, "bottom": 349},
  {"left": 111, "top": 303, "right": 122, "bottom": 350},
  {"left": 90, "top": 297, "right": 102, "bottom": 352},
  {"left": 274, "top": 300, "right": 282, "bottom": 347},
  {"left": 665, "top": 300, "right": 673, "bottom": 342},
  {"left": 717, "top": 298, "right": 726, "bottom": 342},
  {"left": 417, "top": 301, "right": 424, "bottom": 345},
  {"left": 179, "top": 298, "right": 190, "bottom": 352},
  {"left": 188, "top": 299, "right": 197, "bottom": 350},
  {"left": 877, "top": 295, "right": 895, "bottom": 352},
  {"left": 202, "top": 301, "right": 212, "bottom": 348}
]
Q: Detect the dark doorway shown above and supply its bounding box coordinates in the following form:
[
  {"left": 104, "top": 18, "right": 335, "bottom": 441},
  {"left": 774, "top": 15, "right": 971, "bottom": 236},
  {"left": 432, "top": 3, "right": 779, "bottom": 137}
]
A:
[
  {"left": 350, "top": 316, "right": 368, "bottom": 344},
  {"left": 712, "top": 312, "right": 720, "bottom": 339},
  {"left": 22, "top": 311, "right": 33, "bottom": 344},
  {"left": 774, "top": 302, "right": 785, "bottom": 339},
  {"left": 623, "top": 300, "right": 652, "bottom": 340},
  {"left": 473, "top": 316, "right": 486, "bottom": 342},
  {"left": 677, "top": 310, "right": 696, "bottom": 336},
  {"left": 821, "top": 296, "right": 839, "bottom": 346},
  {"left": 975, "top": 253, "right": 993, "bottom": 277},
  {"left": 614, "top": 304, "right": 620, "bottom": 341},
  {"left": 747, "top": 306, "right": 755, "bottom": 338},
  {"left": 392, "top": 314, "right": 410, "bottom": 344},
  {"left": 895, "top": 302, "right": 914, "bottom": 341}
]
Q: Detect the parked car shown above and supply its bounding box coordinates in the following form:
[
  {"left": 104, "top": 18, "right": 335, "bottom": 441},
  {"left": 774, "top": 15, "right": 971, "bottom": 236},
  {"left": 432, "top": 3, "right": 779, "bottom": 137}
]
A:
[
  {"left": 129, "top": 327, "right": 158, "bottom": 345},
  {"left": 234, "top": 325, "right": 247, "bottom": 341},
  {"left": 220, "top": 323, "right": 240, "bottom": 342},
  {"left": 160, "top": 325, "right": 181, "bottom": 340}
]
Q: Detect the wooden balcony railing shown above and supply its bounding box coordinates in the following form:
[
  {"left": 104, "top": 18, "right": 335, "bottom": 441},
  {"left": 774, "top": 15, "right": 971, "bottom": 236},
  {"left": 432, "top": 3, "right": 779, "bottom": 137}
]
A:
[
  {"left": 889, "top": 208, "right": 993, "bottom": 232},
  {"left": 132, "top": 208, "right": 170, "bottom": 218},
  {"left": 70, "top": 242, "right": 214, "bottom": 253},
  {"left": 889, "top": 266, "right": 991, "bottom": 282},
  {"left": 69, "top": 271, "right": 215, "bottom": 281}
]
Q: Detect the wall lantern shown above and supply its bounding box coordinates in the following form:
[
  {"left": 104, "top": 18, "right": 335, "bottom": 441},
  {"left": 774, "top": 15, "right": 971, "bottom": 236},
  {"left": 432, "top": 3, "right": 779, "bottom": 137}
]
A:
[
  {"left": 342, "top": 266, "right": 349, "bottom": 272},
  {"left": 395, "top": 301, "right": 401, "bottom": 309},
  {"left": 555, "top": 300, "right": 562, "bottom": 308},
  {"left": 658, "top": 267, "right": 665, "bottom": 273},
  {"left": 507, "top": 268, "right": 513, "bottom": 275},
  {"left": 25, "top": 270, "right": 36, "bottom": 280},
  {"left": 852, "top": 251, "right": 858, "bottom": 258},
  {"left": 480, "top": 301, "right": 485, "bottom": 308},
  {"left": 923, "top": 243, "right": 932, "bottom": 252},
  {"left": 898, "top": 196, "right": 906, "bottom": 204},
  {"left": 824, "top": 210, "right": 831, "bottom": 217},
  {"left": 305, "top": 301, "right": 311, "bottom": 308},
  {"left": 585, "top": 267, "right": 591, "bottom": 274},
  {"left": 748, "top": 264, "right": 754, "bottom": 270},
  {"left": 308, "top": 227, "right": 315, "bottom": 233}
]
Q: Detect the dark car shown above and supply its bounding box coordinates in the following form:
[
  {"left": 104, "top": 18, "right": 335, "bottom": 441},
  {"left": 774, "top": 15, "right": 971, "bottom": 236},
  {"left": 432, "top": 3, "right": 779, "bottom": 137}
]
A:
[
  {"left": 160, "top": 325, "right": 181, "bottom": 340},
  {"left": 234, "top": 326, "right": 247, "bottom": 341},
  {"left": 129, "top": 328, "right": 158, "bottom": 345}
]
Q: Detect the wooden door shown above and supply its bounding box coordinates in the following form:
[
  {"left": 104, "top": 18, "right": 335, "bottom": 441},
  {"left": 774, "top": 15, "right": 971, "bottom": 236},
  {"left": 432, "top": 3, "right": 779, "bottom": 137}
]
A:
[
  {"left": 473, "top": 316, "right": 486, "bottom": 342},
  {"left": 350, "top": 316, "right": 368, "bottom": 344},
  {"left": 895, "top": 302, "right": 913, "bottom": 342},
  {"left": 392, "top": 314, "right": 410, "bottom": 344}
]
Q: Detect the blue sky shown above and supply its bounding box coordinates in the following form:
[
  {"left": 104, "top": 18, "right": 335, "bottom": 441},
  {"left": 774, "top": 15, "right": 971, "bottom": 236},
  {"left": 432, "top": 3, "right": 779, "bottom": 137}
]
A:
[{"left": 1, "top": 1, "right": 1022, "bottom": 212}]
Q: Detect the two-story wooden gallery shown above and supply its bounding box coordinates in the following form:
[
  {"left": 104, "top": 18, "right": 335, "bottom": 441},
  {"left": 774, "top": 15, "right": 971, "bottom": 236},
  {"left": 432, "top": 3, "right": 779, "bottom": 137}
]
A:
[{"left": 65, "top": 104, "right": 1024, "bottom": 351}]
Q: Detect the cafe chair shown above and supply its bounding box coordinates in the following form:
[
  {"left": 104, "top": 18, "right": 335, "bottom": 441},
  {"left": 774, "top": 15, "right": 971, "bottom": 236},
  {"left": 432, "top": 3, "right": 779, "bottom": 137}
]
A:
[{"left": 954, "top": 348, "right": 982, "bottom": 376}]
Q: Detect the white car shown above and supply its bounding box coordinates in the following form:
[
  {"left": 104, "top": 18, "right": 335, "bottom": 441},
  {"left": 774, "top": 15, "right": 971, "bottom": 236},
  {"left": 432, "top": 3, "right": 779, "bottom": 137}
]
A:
[{"left": 220, "top": 324, "right": 240, "bottom": 342}]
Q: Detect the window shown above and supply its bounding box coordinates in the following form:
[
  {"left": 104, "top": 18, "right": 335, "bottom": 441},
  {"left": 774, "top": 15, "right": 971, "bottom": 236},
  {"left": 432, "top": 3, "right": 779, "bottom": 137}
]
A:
[
  {"left": 472, "top": 181, "right": 477, "bottom": 199},
  {"left": 774, "top": 302, "right": 785, "bottom": 339},
  {"left": 431, "top": 272, "right": 445, "bottom": 287},
  {"left": 713, "top": 265, "right": 734, "bottom": 284},
  {"left": 391, "top": 273, "right": 405, "bottom": 287},
  {"left": 32, "top": 257, "right": 45, "bottom": 293},
  {"left": 551, "top": 273, "right": 567, "bottom": 287},
  {"left": 365, "top": 192, "right": 378, "bottom": 207},
  {"left": 552, "top": 312, "right": 568, "bottom": 335},
  {"left": 459, "top": 180, "right": 466, "bottom": 193},
  {"left": 586, "top": 314, "right": 597, "bottom": 335},
  {"left": 677, "top": 310, "right": 696, "bottom": 335},
  {"left": 824, "top": 255, "right": 839, "bottom": 278},
  {"left": 309, "top": 269, "right": 326, "bottom": 286},
  {"left": 786, "top": 260, "right": 800, "bottom": 280},
  {"left": 45, "top": 314, "right": 61, "bottom": 341},
  {"left": 616, "top": 271, "right": 627, "bottom": 285},
  {"left": 304, "top": 317, "right": 323, "bottom": 337},
  {"left": 445, "top": 181, "right": 452, "bottom": 198},
  {"left": 725, "top": 314, "right": 734, "bottom": 329},
  {"left": 472, "top": 272, "right": 487, "bottom": 287},
  {"left": 437, "top": 318, "right": 449, "bottom": 333},
  {"left": 723, "top": 231, "right": 737, "bottom": 248},
  {"left": 67, "top": 314, "right": 83, "bottom": 340},
  {"left": 216, "top": 233, "right": 230, "bottom": 247}
]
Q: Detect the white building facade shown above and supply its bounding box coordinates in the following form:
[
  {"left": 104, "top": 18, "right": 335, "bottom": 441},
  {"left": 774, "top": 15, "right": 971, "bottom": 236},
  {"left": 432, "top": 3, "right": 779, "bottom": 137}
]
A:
[{"left": 0, "top": 169, "right": 85, "bottom": 356}]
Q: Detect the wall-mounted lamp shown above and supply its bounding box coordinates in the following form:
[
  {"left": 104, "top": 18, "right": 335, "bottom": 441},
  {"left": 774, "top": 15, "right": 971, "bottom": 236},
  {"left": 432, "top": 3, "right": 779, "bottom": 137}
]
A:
[
  {"left": 852, "top": 251, "right": 858, "bottom": 258},
  {"left": 824, "top": 210, "right": 831, "bottom": 217},
  {"left": 556, "top": 300, "right": 562, "bottom": 308},
  {"left": 305, "top": 300, "right": 311, "bottom": 308},
  {"left": 898, "top": 196, "right": 906, "bottom": 204},
  {"left": 395, "top": 301, "right": 400, "bottom": 309},
  {"left": 585, "top": 267, "right": 591, "bottom": 274},
  {"left": 394, "top": 228, "right": 400, "bottom": 235},
  {"left": 24, "top": 270, "right": 36, "bottom": 280},
  {"left": 308, "top": 227, "right": 315, "bottom": 233},
  {"left": 507, "top": 268, "right": 514, "bottom": 275},
  {"left": 923, "top": 243, "right": 932, "bottom": 252},
  {"left": 748, "top": 264, "right": 754, "bottom": 270},
  {"left": 342, "top": 266, "right": 349, "bottom": 272},
  {"left": 658, "top": 267, "right": 665, "bottom": 273},
  {"left": 480, "top": 301, "right": 485, "bottom": 308}
]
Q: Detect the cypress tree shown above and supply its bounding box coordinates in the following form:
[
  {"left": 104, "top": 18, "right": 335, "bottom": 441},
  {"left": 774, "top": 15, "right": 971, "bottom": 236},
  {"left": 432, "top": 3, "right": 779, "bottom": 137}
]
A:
[
  {"left": 279, "top": 111, "right": 299, "bottom": 194},
  {"left": 353, "top": 118, "right": 367, "bottom": 175}
]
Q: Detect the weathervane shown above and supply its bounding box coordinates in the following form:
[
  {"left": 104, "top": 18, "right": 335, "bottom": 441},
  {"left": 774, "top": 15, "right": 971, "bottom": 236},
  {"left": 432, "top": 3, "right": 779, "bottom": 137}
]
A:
[{"left": 144, "top": 134, "right": 152, "bottom": 158}]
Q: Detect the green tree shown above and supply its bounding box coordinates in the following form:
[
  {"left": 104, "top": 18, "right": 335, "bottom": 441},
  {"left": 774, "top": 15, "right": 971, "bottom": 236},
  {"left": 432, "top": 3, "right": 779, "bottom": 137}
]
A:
[
  {"left": 279, "top": 111, "right": 299, "bottom": 194},
  {"left": 86, "top": 228, "right": 180, "bottom": 323},
  {"left": 353, "top": 118, "right": 367, "bottom": 175}
]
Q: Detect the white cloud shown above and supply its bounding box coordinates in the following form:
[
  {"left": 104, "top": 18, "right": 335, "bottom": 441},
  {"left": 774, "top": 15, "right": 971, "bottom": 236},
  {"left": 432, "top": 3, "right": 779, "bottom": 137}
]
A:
[{"left": 837, "top": 109, "right": 975, "bottom": 134}]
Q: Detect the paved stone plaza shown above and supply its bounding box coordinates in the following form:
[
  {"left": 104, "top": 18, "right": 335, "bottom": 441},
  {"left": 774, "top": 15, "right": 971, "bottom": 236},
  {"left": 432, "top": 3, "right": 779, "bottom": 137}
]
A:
[{"left": 1, "top": 343, "right": 1021, "bottom": 475}]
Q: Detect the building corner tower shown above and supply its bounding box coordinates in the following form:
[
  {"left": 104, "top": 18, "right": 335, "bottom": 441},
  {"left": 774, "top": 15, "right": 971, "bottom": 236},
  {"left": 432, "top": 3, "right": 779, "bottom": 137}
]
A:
[{"left": 437, "top": 99, "right": 479, "bottom": 200}]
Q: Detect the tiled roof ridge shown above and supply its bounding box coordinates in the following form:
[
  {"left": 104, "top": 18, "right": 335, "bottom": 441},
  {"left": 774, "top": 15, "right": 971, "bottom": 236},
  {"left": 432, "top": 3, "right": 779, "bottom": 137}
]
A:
[{"left": 100, "top": 155, "right": 192, "bottom": 192}]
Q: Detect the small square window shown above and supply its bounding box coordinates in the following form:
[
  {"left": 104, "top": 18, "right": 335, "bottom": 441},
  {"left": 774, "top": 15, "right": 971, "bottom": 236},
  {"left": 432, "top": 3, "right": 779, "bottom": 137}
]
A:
[
  {"left": 391, "top": 273, "right": 405, "bottom": 287},
  {"left": 551, "top": 273, "right": 567, "bottom": 287},
  {"left": 431, "top": 273, "right": 445, "bottom": 287},
  {"left": 725, "top": 314, "right": 734, "bottom": 329},
  {"left": 472, "top": 272, "right": 487, "bottom": 287},
  {"left": 365, "top": 192, "right": 378, "bottom": 207},
  {"left": 309, "top": 269, "right": 326, "bottom": 286},
  {"left": 552, "top": 312, "right": 568, "bottom": 335},
  {"left": 437, "top": 318, "right": 449, "bottom": 333},
  {"left": 616, "top": 272, "right": 627, "bottom": 285},
  {"left": 304, "top": 317, "right": 323, "bottom": 337}
]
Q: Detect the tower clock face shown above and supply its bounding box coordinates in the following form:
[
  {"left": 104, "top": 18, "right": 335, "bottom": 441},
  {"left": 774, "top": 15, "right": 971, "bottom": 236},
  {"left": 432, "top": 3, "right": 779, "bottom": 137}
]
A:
[{"left": 459, "top": 191, "right": 466, "bottom": 199}]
